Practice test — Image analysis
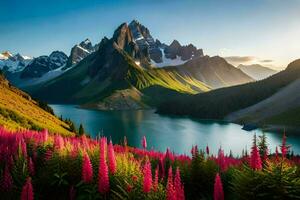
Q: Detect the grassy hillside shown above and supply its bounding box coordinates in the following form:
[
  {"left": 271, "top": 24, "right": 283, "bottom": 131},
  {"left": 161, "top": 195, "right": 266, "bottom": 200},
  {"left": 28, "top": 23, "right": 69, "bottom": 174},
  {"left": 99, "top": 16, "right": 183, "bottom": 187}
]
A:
[
  {"left": 0, "top": 74, "right": 73, "bottom": 135},
  {"left": 157, "top": 59, "right": 300, "bottom": 121}
]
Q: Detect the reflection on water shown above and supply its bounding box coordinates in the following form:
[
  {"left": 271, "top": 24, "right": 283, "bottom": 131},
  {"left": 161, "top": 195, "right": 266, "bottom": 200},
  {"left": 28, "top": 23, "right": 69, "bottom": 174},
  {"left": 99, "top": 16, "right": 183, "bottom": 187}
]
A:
[{"left": 50, "top": 104, "right": 300, "bottom": 156}]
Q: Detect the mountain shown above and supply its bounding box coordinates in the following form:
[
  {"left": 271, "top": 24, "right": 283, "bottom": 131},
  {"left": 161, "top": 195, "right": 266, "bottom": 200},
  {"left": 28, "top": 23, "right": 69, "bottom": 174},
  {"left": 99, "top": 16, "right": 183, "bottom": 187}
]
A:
[
  {"left": 20, "top": 51, "right": 68, "bottom": 78},
  {"left": 0, "top": 71, "right": 72, "bottom": 135},
  {"left": 28, "top": 22, "right": 213, "bottom": 110},
  {"left": 0, "top": 51, "right": 32, "bottom": 73},
  {"left": 127, "top": 20, "right": 204, "bottom": 68},
  {"left": 157, "top": 59, "right": 300, "bottom": 129},
  {"left": 165, "top": 56, "right": 253, "bottom": 88},
  {"left": 7, "top": 39, "right": 96, "bottom": 88},
  {"left": 64, "top": 38, "right": 97, "bottom": 69},
  {"left": 225, "top": 78, "right": 300, "bottom": 130},
  {"left": 237, "top": 64, "right": 278, "bottom": 80}
]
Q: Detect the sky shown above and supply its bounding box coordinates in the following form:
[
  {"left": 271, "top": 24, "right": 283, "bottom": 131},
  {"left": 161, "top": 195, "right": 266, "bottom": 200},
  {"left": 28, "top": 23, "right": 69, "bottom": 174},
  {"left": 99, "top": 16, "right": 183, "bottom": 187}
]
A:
[{"left": 1, "top": 0, "right": 300, "bottom": 70}]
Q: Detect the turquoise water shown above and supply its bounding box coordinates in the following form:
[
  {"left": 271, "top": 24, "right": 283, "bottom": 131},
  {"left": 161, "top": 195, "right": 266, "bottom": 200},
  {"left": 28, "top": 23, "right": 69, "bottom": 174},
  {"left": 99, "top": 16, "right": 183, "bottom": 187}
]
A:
[{"left": 50, "top": 104, "right": 300, "bottom": 156}]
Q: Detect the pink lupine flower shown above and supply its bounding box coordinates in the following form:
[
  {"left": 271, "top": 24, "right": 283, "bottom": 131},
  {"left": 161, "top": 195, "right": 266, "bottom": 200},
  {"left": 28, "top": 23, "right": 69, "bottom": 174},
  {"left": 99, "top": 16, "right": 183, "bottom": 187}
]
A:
[
  {"left": 1, "top": 165, "right": 13, "bottom": 192},
  {"left": 214, "top": 173, "right": 224, "bottom": 200},
  {"left": 166, "top": 167, "right": 176, "bottom": 200},
  {"left": 98, "top": 139, "right": 109, "bottom": 193},
  {"left": 28, "top": 157, "right": 35, "bottom": 176},
  {"left": 54, "top": 135, "right": 64, "bottom": 150},
  {"left": 142, "top": 136, "right": 147, "bottom": 149},
  {"left": 21, "top": 177, "right": 34, "bottom": 200},
  {"left": 108, "top": 140, "right": 117, "bottom": 174},
  {"left": 82, "top": 153, "right": 93, "bottom": 183},
  {"left": 206, "top": 145, "right": 210, "bottom": 155},
  {"left": 250, "top": 145, "right": 262, "bottom": 170},
  {"left": 217, "top": 148, "right": 226, "bottom": 171},
  {"left": 143, "top": 159, "right": 153, "bottom": 193},
  {"left": 280, "top": 133, "right": 289, "bottom": 159},
  {"left": 153, "top": 166, "right": 159, "bottom": 192},
  {"left": 174, "top": 167, "right": 185, "bottom": 200},
  {"left": 41, "top": 129, "right": 48, "bottom": 142}
]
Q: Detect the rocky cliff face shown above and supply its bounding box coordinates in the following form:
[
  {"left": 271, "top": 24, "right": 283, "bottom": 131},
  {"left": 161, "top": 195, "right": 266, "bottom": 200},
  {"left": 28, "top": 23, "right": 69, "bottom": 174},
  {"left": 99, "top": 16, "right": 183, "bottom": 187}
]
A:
[
  {"left": 65, "top": 39, "right": 97, "bottom": 69},
  {"left": 127, "top": 20, "right": 204, "bottom": 68},
  {"left": 164, "top": 40, "right": 203, "bottom": 61},
  {"left": 21, "top": 51, "right": 67, "bottom": 78}
]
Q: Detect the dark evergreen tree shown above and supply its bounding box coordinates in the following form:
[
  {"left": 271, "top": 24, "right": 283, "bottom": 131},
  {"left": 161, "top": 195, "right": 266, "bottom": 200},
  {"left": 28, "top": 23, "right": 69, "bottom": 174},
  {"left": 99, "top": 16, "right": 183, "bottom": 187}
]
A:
[
  {"left": 258, "top": 132, "right": 268, "bottom": 161},
  {"left": 78, "top": 123, "right": 85, "bottom": 136},
  {"left": 69, "top": 122, "right": 76, "bottom": 133}
]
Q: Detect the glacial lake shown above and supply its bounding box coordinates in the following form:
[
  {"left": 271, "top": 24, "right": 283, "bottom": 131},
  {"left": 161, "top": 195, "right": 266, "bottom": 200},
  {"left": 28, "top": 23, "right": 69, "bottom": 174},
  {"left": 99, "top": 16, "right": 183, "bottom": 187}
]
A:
[{"left": 50, "top": 104, "right": 300, "bottom": 156}]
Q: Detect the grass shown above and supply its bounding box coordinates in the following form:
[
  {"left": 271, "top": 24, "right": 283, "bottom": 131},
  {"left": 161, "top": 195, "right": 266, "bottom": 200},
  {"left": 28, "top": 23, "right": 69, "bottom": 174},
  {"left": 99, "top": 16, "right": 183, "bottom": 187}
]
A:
[{"left": 0, "top": 77, "right": 73, "bottom": 135}]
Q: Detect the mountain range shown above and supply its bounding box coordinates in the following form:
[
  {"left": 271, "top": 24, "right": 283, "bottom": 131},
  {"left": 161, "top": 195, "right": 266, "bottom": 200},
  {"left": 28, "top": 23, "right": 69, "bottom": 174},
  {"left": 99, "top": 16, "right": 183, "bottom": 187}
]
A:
[
  {"left": 237, "top": 64, "right": 278, "bottom": 80},
  {"left": 157, "top": 59, "right": 300, "bottom": 131},
  {"left": 21, "top": 20, "right": 253, "bottom": 110}
]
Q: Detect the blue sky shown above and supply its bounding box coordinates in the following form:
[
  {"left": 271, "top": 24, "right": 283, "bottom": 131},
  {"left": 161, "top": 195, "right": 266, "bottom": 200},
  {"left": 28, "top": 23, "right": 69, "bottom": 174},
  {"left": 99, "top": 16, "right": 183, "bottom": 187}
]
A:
[{"left": 1, "top": 0, "right": 300, "bottom": 69}]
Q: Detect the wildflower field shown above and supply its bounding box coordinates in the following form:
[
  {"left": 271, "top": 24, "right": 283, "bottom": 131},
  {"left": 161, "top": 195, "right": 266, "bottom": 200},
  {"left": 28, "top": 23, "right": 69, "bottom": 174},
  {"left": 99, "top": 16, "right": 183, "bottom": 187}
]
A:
[{"left": 0, "top": 127, "right": 300, "bottom": 200}]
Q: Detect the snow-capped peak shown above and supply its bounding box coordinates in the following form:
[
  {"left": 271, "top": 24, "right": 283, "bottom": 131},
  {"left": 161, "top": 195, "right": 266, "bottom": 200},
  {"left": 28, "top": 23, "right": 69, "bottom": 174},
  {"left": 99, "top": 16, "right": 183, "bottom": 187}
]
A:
[
  {"left": 0, "top": 51, "right": 13, "bottom": 60},
  {"left": 0, "top": 51, "right": 33, "bottom": 73}
]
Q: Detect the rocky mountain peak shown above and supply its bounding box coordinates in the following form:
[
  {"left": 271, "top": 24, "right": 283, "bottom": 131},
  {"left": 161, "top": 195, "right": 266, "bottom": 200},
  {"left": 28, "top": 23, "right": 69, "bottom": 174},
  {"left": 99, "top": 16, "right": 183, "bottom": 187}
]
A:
[
  {"left": 170, "top": 40, "right": 181, "bottom": 49},
  {"left": 49, "top": 51, "right": 68, "bottom": 64},
  {"left": 1, "top": 51, "right": 13, "bottom": 59},
  {"left": 112, "top": 23, "right": 134, "bottom": 50},
  {"left": 79, "top": 38, "right": 93, "bottom": 52},
  {"left": 65, "top": 38, "right": 96, "bottom": 69},
  {"left": 21, "top": 51, "right": 68, "bottom": 79}
]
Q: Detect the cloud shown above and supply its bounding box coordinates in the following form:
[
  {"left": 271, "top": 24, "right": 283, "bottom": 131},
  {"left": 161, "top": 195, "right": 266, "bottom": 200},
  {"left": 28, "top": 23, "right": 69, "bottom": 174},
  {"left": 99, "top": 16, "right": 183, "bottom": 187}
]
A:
[
  {"left": 259, "top": 59, "right": 273, "bottom": 63},
  {"left": 224, "top": 56, "right": 255, "bottom": 63}
]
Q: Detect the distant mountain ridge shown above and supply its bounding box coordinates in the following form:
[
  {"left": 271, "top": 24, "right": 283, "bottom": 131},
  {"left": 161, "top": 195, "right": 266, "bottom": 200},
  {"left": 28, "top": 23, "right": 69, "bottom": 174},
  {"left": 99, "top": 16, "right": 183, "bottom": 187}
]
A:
[
  {"left": 237, "top": 64, "right": 278, "bottom": 80},
  {"left": 0, "top": 51, "right": 32, "bottom": 73},
  {"left": 21, "top": 51, "right": 68, "bottom": 78},
  {"left": 157, "top": 59, "right": 300, "bottom": 131}
]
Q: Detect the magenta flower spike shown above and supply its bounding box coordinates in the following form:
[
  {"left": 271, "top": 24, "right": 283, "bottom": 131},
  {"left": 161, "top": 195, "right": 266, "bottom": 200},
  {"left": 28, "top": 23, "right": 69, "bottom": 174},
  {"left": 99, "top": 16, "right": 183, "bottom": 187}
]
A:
[
  {"left": 250, "top": 144, "right": 262, "bottom": 170},
  {"left": 214, "top": 173, "right": 224, "bottom": 200},
  {"left": 142, "top": 136, "right": 147, "bottom": 149},
  {"left": 143, "top": 159, "right": 153, "bottom": 193},
  {"left": 166, "top": 167, "right": 176, "bottom": 200},
  {"left": 98, "top": 138, "right": 109, "bottom": 193},
  {"left": 108, "top": 140, "right": 117, "bottom": 174},
  {"left": 174, "top": 167, "right": 185, "bottom": 200},
  {"left": 21, "top": 177, "right": 34, "bottom": 200},
  {"left": 82, "top": 153, "right": 93, "bottom": 183}
]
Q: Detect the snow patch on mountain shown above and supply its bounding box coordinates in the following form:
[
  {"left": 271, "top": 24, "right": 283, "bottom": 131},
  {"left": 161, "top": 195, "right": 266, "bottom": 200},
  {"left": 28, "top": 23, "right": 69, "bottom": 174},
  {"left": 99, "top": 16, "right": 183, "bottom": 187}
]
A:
[
  {"left": 0, "top": 51, "right": 32, "bottom": 73},
  {"left": 151, "top": 48, "right": 189, "bottom": 67}
]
